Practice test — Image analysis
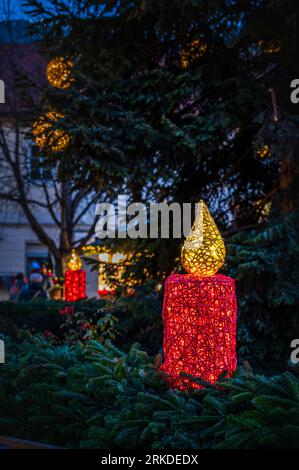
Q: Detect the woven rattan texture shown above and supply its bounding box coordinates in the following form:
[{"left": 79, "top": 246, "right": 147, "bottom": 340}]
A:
[
  {"left": 161, "top": 274, "right": 237, "bottom": 389},
  {"left": 181, "top": 200, "right": 226, "bottom": 276}
]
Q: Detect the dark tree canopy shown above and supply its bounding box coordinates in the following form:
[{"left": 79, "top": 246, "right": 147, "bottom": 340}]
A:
[
  {"left": 23, "top": 1, "right": 298, "bottom": 283},
  {"left": 25, "top": 0, "right": 280, "bottom": 212}
]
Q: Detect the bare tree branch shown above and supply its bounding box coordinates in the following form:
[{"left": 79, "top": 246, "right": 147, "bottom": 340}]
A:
[
  {"left": 42, "top": 180, "right": 61, "bottom": 226},
  {"left": 75, "top": 218, "right": 97, "bottom": 248},
  {"left": 73, "top": 193, "right": 98, "bottom": 227}
]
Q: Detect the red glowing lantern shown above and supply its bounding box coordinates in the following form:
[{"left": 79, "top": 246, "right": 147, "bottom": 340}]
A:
[
  {"left": 64, "top": 250, "right": 86, "bottom": 302},
  {"left": 161, "top": 200, "right": 237, "bottom": 389}
]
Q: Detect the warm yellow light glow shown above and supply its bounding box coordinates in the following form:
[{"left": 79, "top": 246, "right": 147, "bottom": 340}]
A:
[
  {"left": 46, "top": 56, "right": 73, "bottom": 89},
  {"left": 258, "top": 40, "right": 281, "bottom": 54},
  {"left": 32, "top": 111, "right": 70, "bottom": 152},
  {"left": 254, "top": 200, "right": 272, "bottom": 219},
  {"left": 181, "top": 200, "right": 226, "bottom": 277},
  {"left": 261, "top": 201, "right": 272, "bottom": 217},
  {"left": 67, "top": 249, "right": 82, "bottom": 271},
  {"left": 257, "top": 144, "right": 271, "bottom": 159},
  {"left": 180, "top": 39, "right": 207, "bottom": 69},
  {"left": 82, "top": 245, "right": 103, "bottom": 255}
]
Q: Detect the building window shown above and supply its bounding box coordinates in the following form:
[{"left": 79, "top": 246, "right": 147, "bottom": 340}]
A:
[
  {"left": 26, "top": 242, "right": 52, "bottom": 276},
  {"left": 30, "top": 145, "right": 51, "bottom": 181}
]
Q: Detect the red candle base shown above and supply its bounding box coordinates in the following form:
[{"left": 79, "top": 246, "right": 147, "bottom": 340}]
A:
[
  {"left": 161, "top": 274, "right": 237, "bottom": 389},
  {"left": 65, "top": 269, "right": 86, "bottom": 302}
]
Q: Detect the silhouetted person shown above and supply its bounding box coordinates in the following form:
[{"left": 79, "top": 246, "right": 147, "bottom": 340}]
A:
[
  {"left": 9, "top": 273, "right": 27, "bottom": 301},
  {"left": 40, "top": 265, "right": 54, "bottom": 298},
  {"left": 19, "top": 273, "right": 47, "bottom": 301}
]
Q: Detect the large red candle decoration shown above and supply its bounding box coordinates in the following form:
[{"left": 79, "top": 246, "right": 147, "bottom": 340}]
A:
[
  {"left": 161, "top": 200, "right": 237, "bottom": 389},
  {"left": 65, "top": 250, "right": 86, "bottom": 302}
]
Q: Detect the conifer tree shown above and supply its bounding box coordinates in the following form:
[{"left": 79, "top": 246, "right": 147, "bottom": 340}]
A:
[{"left": 24, "top": 0, "right": 299, "bottom": 364}]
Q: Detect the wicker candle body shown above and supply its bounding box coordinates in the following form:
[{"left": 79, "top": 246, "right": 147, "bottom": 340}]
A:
[
  {"left": 161, "top": 273, "right": 237, "bottom": 389},
  {"left": 65, "top": 269, "right": 86, "bottom": 302}
]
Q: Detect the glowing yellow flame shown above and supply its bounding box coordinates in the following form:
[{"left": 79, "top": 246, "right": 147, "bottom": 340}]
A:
[
  {"left": 32, "top": 111, "right": 70, "bottom": 153},
  {"left": 67, "top": 249, "right": 82, "bottom": 271},
  {"left": 181, "top": 200, "right": 226, "bottom": 276},
  {"left": 46, "top": 56, "right": 73, "bottom": 89}
]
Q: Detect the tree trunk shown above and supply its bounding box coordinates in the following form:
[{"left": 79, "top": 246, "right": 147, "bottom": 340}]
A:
[
  {"left": 280, "top": 154, "right": 297, "bottom": 213},
  {"left": 54, "top": 255, "right": 64, "bottom": 277},
  {"left": 57, "top": 179, "right": 73, "bottom": 275}
]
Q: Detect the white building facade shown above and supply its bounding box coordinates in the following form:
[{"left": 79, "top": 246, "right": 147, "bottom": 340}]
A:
[{"left": 0, "top": 23, "right": 99, "bottom": 299}]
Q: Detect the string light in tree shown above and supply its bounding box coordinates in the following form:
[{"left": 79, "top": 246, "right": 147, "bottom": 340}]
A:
[
  {"left": 32, "top": 111, "right": 70, "bottom": 153},
  {"left": 257, "top": 144, "right": 271, "bottom": 159},
  {"left": 258, "top": 39, "right": 281, "bottom": 54},
  {"left": 46, "top": 56, "right": 74, "bottom": 89},
  {"left": 161, "top": 200, "right": 237, "bottom": 389},
  {"left": 65, "top": 249, "right": 86, "bottom": 302},
  {"left": 180, "top": 39, "right": 207, "bottom": 69},
  {"left": 254, "top": 199, "right": 272, "bottom": 221},
  {"left": 82, "top": 244, "right": 103, "bottom": 255}
]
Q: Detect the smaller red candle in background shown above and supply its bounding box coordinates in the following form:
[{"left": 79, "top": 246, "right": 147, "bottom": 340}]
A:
[{"left": 65, "top": 249, "right": 86, "bottom": 302}]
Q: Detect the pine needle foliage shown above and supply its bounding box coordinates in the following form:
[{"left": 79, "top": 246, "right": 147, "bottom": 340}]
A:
[{"left": 0, "top": 334, "right": 298, "bottom": 449}]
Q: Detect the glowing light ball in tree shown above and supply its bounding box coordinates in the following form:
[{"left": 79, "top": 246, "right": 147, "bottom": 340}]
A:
[
  {"left": 46, "top": 56, "right": 73, "bottom": 89},
  {"left": 65, "top": 250, "right": 86, "bottom": 302},
  {"left": 161, "top": 200, "right": 237, "bottom": 389},
  {"left": 32, "top": 111, "right": 70, "bottom": 153}
]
